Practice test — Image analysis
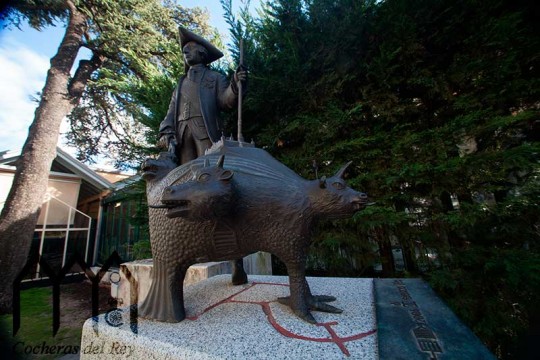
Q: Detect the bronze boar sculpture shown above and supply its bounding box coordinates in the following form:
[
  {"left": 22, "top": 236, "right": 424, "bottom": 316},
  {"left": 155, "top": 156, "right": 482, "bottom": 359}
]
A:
[{"left": 138, "top": 142, "right": 369, "bottom": 323}]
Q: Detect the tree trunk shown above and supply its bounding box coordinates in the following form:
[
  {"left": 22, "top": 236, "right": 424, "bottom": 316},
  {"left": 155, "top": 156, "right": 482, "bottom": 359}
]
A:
[
  {"left": 374, "top": 226, "right": 395, "bottom": 277},
  {"left": 0, "top": 2, "right": 101, "bottom": 313}
]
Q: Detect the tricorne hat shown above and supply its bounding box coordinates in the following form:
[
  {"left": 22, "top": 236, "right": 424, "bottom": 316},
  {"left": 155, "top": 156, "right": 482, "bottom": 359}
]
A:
[{"left": 179, "top": 26, "right": 224, "bottom": 64}]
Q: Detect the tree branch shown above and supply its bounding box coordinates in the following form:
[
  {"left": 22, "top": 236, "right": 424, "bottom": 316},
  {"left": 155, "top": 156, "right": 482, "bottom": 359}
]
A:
[{"left": 68, "top": 53, "right": 105, "bottom": 99}]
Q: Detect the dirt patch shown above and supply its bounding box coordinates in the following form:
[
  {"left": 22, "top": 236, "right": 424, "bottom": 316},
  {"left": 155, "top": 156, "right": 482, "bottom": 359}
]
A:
[{"left": 60, "top": 280, "right": 118, "bottom": 329}]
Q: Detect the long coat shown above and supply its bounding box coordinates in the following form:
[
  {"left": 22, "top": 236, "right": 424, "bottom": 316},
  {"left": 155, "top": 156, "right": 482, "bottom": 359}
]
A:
[{"left": 159, "top": 67, "right": 239, "bottom": 148}]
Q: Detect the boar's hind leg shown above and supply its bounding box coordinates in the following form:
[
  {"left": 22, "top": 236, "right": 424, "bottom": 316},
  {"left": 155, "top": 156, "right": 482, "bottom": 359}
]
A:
[
  {"left": 231, "top": 258, "right": 248, "bottom": 285},
  {"left": 138, "top": 261, "right": 188, "bottom": 322}
]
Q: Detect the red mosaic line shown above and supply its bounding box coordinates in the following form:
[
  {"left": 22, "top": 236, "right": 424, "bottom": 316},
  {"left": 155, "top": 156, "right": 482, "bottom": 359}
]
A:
[
  {"left": 185, "top": 282, "right": 257, "bottom": 321},
  {"left": 319, "top": 322, "right": 351, "bottom": 356},
  {"left": 186, "top": 281, "right": 376, "bottom": 356}
]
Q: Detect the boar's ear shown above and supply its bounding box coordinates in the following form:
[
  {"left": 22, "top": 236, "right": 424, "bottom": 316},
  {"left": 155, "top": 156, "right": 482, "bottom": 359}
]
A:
[
  {"left": 216, "top": 155, "right": 225, "bottom": 168},
  {"left": 335, "top": 161, "right": 353, "bottom": 179},
  {"left": 220, "top": 169, "right": 234, "bottom": 181},
  {"left": 190, "top": 164, "right": 200, "bottom": 177},
  {"left": 319, "top": 175, "right": 327, "bottom": 189}
]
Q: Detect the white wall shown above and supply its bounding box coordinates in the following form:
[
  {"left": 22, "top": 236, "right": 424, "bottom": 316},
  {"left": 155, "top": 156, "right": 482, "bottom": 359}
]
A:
[{"left": 0, "top": 169, "right": 81, "bottom": 225}]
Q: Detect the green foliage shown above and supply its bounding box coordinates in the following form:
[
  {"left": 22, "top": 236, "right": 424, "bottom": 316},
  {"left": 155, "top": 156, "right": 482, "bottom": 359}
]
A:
[
  {"left": 307, "top": 220, "right": 380, "bottom": 277},
  {"left": 1, "top": 0, "right": 69, "bottom": 30},
  {"left": 98, "top": 177, "right": 152, "bottom": 261},
  {"left": 131, "top": 239, "right": 152, "bottom": 259}
]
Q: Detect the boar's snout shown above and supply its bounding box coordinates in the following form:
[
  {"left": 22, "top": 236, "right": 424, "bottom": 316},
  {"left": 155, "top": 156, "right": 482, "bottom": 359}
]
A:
[{"left": 352, "top": 192, "right": 370, "bottom": 210}]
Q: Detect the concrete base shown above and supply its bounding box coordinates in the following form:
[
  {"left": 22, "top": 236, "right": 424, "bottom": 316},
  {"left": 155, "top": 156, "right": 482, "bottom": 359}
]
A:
[
  {"left": 115, "top": 252, "right": 272, "bottom": 307},
  {"left": 81, "top": 275, "right": 378, "bottom": 359}
]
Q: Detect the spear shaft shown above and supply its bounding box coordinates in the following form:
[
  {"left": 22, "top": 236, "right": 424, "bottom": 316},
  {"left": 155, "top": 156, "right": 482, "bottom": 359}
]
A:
[{"left": 237, "top": 38, "right": 244, "bottom": 145}]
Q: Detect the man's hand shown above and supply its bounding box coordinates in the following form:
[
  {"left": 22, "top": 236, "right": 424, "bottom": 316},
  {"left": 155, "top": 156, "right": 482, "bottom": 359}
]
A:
[
  {"left": 157, "top": 134, "right": 174, "bottom": 150},
  {"left": 234, "top": 65, "right": 248, "bottom": 84}
]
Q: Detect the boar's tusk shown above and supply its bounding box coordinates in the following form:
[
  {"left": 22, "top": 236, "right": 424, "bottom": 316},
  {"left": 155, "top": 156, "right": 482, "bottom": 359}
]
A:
[{"left": 148, "top": 204, "right": 172, "bottom": 209}]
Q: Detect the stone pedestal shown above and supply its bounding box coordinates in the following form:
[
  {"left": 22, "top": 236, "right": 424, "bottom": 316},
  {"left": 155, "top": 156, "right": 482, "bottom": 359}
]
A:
[
  {"left": 81, "top": 275, "right": 378, "bottom": 359},
  {"left": 115, "top": 252, "right": 272, "bottom": 307},
  {"left": 82, "top": 276, "right": 496, "bottom": 359}
]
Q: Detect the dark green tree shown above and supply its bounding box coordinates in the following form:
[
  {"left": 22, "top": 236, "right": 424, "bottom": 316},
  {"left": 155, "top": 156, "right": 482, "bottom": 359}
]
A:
[{"left": 225, "top": 0, "right": 539, "bottom": 357}]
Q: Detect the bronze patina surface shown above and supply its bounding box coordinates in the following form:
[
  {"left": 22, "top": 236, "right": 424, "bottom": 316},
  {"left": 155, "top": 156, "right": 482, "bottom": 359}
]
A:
[{"left": 139, "top": 142, "right": 369, "bottom": 323}]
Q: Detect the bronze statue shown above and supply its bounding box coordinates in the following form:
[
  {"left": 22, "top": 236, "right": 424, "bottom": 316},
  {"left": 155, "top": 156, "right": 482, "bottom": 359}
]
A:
[
  {"left": 158, "top": 27, "right": 248, "bottom": 285},
  {"left": 158, "top": 27, "right": 247, "bottom": 165},
  {"left": 139, "top": 143, "right": 369, "bottom": 323}
]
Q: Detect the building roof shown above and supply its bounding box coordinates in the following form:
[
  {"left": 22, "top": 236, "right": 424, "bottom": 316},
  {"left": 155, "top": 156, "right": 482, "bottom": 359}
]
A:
[
  {"left": 94, "top": 170, "right": 131, "bottom": 184},
  {"left": 0, "top": 147, "right": 114, "bottom": 192}
]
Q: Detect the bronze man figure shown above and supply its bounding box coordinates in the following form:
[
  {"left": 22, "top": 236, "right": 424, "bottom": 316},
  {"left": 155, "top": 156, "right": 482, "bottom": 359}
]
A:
[{"left": 158, "top": 27, "right": 247, "bottom": 165}]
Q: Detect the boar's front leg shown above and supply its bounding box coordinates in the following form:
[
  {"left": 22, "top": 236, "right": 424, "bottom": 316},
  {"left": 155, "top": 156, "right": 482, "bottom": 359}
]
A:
[
  {"left": 279, "top": 262, "right": 342, "bottom": 324},
  {"left": 139, "top": 261, "right": 188, "bottom": 322},
  {"left": 302, "top": 278, "right": 343, "bottom": 314},
  {"left": 279, "top": 260, "right": 316, "bottom": 323}
]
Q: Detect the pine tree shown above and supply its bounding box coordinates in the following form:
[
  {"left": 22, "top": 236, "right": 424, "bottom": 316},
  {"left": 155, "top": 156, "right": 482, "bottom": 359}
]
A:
[{"left": 231, "top": 0, "right": 538, "bottom": 356}]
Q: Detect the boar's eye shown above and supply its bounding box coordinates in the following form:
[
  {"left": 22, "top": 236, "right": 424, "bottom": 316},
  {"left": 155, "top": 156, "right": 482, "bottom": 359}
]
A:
[
  {"left": 332, "top": 182, "right": 345, "bottom": 190},
  {"left": 198, "top": 173, "right": 211, "bottom": 182}
]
